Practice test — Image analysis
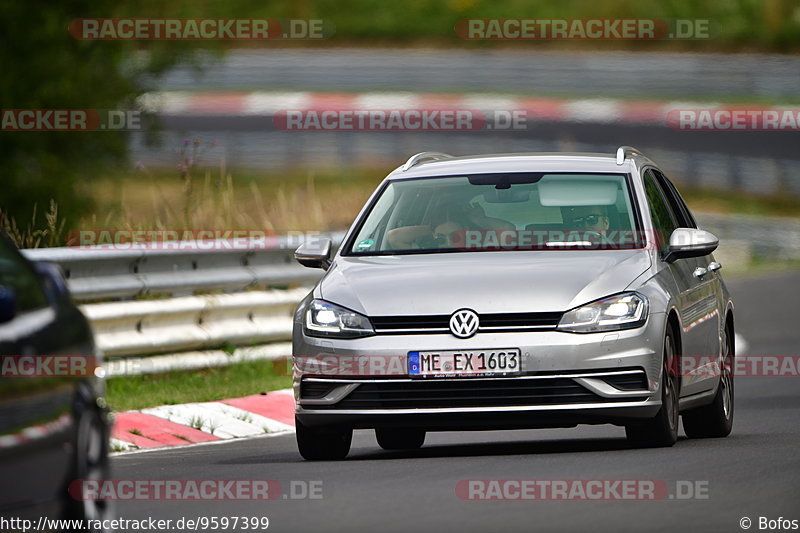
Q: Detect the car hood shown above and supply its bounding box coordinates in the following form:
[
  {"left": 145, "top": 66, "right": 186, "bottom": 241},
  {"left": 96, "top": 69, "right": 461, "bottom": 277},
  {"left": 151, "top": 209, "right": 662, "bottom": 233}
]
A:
[{"left": 318, "top": 250, "right": 651, "bottom": 316}]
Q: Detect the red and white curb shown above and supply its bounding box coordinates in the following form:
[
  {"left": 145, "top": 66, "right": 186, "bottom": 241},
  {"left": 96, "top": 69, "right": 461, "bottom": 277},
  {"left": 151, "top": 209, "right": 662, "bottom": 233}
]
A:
[
  {"left": 0, "top": 413, "right": 73, "bottom": 450},
  {"left": 110, "top": 389, "right": 296, "bottom": 452},
  {"left": 137, "top": 90, "right": 710, "bottom": 126}
]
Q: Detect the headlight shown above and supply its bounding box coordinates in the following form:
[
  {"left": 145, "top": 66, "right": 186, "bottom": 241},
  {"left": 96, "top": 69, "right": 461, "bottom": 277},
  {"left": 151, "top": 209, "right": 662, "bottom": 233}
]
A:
[
  {"left": 304, "top": 299, "right": 375, "bottom": 338},
  {"left": 557, "top": 292, "right": 648, "bottom": 333}
]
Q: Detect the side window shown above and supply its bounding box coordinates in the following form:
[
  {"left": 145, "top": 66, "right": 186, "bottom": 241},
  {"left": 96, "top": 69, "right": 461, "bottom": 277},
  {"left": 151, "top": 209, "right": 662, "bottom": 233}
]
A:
[
  {"left": 653, "top": 170, "right": 697, "bottom": 228},
  {"left": 643, "top": 170, "right": 679, "bottom": 251},
  {"left": 0, "top": 237, "right": 49, "bottom": 313}
]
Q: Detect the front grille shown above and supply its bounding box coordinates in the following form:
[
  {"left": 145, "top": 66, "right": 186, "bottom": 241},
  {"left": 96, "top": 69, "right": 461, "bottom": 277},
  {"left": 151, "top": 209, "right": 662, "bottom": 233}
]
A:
[
  {"left": 308, "top": 377, "right": 638, "bottom": 410},
  {"left": 370, "top": 311, "right": 563, "bottom": 335}
]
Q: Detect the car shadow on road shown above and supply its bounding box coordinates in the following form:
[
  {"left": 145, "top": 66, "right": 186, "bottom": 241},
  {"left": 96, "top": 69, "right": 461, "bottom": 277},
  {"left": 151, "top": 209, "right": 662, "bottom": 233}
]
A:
[
  {"left": 348, "top": 436, "right": 642, "bottom": 461},
  {"left": 346, "top": 431, "right": 770, "bottom": 461},
  {"left": 216, "top": 434, "right": 684, "bottom": 466}
]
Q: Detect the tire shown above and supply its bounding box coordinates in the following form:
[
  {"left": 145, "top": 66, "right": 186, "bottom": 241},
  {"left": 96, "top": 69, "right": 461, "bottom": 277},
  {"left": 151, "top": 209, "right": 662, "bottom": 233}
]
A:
[
  {"left": 295, "top": 417, "right": 352, "bottom": 461},
  {"left": 682, "top": 325, "right": 734, "bottom": 438},
  {"left": 626, "top": 328, "right": 680, "bottom": 448},
  {"left": 375, "top": 428, "right": 426, "bottom": 450},
  {"left": 65, "top": 406, "right": 114, "bottom": 533}
]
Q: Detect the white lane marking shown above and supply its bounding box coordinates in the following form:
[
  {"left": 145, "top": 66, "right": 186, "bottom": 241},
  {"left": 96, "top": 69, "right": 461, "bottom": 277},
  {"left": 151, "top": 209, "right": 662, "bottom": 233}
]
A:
[
  {"left": 244, "top": 91, "right": 311, "bottom": 115},
  {"left": 564, "top": 99, "right": 621, "bottom": 123},
  {"left": 460, "top": 94, "right": 519, "bottom": 111},
  {"left": 354, "top": 92, "right": 421, "bottom": 109},
  {"left": 110, "top": 438, "right": 138, "bottom": 451},
  {"left": 136, "top": 91, "right": 193, "bottom": 114}
]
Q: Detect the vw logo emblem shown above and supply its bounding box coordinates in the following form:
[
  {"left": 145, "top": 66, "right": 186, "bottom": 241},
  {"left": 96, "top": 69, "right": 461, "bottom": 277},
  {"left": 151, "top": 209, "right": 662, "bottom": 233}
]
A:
[{"left": 449, "top": 309, "right": 479, "bottom": 338}]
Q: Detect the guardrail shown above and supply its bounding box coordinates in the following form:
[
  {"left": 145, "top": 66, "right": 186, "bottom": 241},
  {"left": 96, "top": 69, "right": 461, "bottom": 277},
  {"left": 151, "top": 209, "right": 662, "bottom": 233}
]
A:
[
  {"left": 81, "top": 289, "right": 306, "bottom": 358},
  {"left": 21, "top": 234, "right": 344, "bottom": 375},
  {"left": 695, "top": 213, "right": 800, "bottom": 261},
  {"left": 21, "top": 234, "right": 343, "bottom": 301}
]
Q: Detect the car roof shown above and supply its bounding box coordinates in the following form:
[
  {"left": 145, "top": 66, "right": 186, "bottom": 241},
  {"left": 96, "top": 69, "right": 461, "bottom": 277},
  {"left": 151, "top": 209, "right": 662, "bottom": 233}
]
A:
[{"left": 386, "top": 152, "right": 656, "bottom": 180}]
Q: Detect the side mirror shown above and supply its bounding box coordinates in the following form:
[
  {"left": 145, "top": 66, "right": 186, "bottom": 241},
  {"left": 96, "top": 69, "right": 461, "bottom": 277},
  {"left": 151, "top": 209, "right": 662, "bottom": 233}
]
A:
[
  {"left": 294, "top": 237, "right": 332, "bottom": 270},
  {"left": 34, "top": 262, "right": 71, "bottom": 304},
  {"left": 0, "top": 285, "right": 17, "bottom": 324},
  {"left": 663, "top": 228, "right": 719, "bottom": 263}
]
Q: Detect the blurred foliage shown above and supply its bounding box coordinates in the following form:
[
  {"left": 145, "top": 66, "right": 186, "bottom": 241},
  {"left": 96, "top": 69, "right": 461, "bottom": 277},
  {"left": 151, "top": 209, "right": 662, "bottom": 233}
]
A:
[
  {"left": 139, "top": 0, "right": 798, "bottom": 51},
  {"left": 287, "top": 0, "right": 800, "bottom": 51},
  {"left": 0, "top": 0, "right": 230, "bottom": 238}
]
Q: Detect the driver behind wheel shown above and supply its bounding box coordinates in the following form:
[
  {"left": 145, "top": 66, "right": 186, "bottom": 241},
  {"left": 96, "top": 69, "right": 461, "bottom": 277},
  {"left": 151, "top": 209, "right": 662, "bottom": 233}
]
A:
[{"left": 565, "top": 205, "right": 610, "bottom": 235}]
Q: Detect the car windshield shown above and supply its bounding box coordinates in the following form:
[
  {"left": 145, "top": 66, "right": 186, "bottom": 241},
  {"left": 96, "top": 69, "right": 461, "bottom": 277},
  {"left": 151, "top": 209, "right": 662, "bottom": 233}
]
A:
[{"left": 347, "top": 173, "right": 642, "bottom": 255}]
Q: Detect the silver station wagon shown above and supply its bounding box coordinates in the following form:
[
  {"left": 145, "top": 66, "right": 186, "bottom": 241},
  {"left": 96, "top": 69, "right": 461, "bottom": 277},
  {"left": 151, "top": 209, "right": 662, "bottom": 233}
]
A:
[{"left": 292, "top": 147, "right": 735, "bottom": 460}]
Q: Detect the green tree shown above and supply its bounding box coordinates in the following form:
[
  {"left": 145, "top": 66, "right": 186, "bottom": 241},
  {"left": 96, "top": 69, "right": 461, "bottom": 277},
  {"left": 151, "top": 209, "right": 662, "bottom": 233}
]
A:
[{"left": 0, "top": 0, "right": 229, "bottom": 241}]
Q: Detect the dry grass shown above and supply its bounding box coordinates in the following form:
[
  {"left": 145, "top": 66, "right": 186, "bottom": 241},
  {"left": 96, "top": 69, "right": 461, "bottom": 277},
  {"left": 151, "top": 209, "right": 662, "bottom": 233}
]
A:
[
  {"left": 3, "top": 159, "right": 381, "bottom": 248},
  {"left": 0, "top": 200, "right": 65, "bottom": 249},
  {"left": 79, "top": 166, "right": 379, "bottom": 236}
]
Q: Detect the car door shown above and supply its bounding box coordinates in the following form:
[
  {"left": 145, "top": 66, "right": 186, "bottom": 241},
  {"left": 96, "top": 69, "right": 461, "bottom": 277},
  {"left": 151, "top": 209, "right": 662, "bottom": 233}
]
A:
[
  {"left": 0, "top": 236, "right": 75, "bottom": 518},
  {"left": 653, "top": 170, "right": 722, "bottom": 393},
  {"left": 642, "top": 169, "right": 714, "bottom": 397}
]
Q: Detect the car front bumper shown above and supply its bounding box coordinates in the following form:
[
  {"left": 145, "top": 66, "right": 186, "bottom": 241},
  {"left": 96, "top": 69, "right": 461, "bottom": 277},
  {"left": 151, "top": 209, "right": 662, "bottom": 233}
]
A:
[{"left": 293, "top": 313, "right": 666, "bottom": 430}]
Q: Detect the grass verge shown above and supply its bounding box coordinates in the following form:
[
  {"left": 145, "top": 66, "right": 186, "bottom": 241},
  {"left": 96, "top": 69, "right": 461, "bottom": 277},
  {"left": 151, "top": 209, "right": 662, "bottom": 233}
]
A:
[
  {"left": 681, "top": 187, "right": 800, "bottom": 218},
  {"left": 106, "top": 358, "right": 292, "bottom": 412},
  {"left": 721, "top": 257, "right": 800, "bottom": 279}
]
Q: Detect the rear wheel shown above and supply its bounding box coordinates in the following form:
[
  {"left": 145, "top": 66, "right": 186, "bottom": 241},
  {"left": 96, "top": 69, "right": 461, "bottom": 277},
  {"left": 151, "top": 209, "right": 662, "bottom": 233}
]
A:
[
  {"left": 376, "top": 428, "right": 426, "bottom": 450},
  {"left": 626, "top": 328, "right": 680, "bottom": 448},
  {"left": 682, "top": 324, "right": 734, "bottom": 438},
  {"left": 295, "top": 417, "right": 352, "bottom": 461}
]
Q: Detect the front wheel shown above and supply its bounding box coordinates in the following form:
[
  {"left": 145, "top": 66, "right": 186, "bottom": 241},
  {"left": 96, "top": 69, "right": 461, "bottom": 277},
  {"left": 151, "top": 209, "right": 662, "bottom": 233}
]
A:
[
  {"left": 295, "top": 417, "right": 352, "bottom": 461},
  {"left": 683, "top": 325, "right": 734, "bottom": 438},
  {"left": 626, "top": 328, "right": 680, "bottom": 448},
  {"left": 65, "top": 406, "right": 113, "bottom": 533}
]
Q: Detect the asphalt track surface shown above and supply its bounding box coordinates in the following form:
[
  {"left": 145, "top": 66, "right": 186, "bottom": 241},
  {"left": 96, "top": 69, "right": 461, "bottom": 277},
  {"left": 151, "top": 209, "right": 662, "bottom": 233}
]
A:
[
  {"left": 157, "top": 115, "right": 800, "bottom": 162},
  {"left": 112, "top": 271, "right": 799, "bottom": 533}
]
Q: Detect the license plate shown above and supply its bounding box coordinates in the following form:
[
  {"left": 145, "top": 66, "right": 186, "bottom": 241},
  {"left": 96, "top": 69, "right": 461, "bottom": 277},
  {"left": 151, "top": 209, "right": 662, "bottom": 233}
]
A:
[{"left": 408, "top": 349, "right": 522, "bottom": 378}]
